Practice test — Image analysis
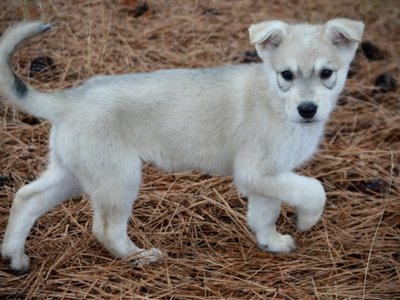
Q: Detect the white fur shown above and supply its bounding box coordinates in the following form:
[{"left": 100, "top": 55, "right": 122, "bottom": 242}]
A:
[{"left": 0, "top": 19, "right": 363, "bottom": 274}]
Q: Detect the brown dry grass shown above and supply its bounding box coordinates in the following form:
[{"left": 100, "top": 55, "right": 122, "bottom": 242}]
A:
[{"left": 0, "top": 0, "right": 399, "bottom": 299}]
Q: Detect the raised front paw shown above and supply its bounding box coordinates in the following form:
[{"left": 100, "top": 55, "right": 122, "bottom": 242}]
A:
[
  {"left": 296, "top": 208, "right": 324, "bottom": 231},
  {"left": 296, "top": 178, "right": 326, "bottom": 231},
  {"left": 302, "top": 178, "right": 326, "bottom": 206}
]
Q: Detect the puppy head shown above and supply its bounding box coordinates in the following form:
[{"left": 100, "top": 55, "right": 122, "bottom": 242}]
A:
[{"left": 249, "top": 19, "right": 364, "bottom": 124}]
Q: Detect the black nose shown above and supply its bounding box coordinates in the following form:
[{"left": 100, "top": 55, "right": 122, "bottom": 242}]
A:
[{"left": 297, "top": 102, "right": 317, "bottom": 119}]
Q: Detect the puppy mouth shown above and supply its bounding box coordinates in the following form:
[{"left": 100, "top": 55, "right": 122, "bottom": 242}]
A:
[{"left": 297, "top": 119, "right": 321, "bottom": 125}]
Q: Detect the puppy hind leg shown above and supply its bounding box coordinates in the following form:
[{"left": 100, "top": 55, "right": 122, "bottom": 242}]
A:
[
  {"left": 1, "top": 164, "right": 82, "bottom": 274},
  {"left": 247, "top": 195, "right": 295, "bottom": 253},
  {"left": 85, "top": 161, "right": 164, "bottom": 265}
]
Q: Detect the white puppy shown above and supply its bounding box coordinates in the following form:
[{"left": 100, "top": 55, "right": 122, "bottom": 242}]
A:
[{"left": 0, "top": 19, "right": 363, "bottom": 274}]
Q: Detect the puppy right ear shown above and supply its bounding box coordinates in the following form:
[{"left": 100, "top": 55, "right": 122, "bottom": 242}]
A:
[
  {"left": 325, "top": 18, "right": 364, "bottom": 58},
  {"left": 249, "top": 21, "right": 288, "bottom": 61},
  {"left": 325, "top": 18, "right": 364, "bottom": 46}
]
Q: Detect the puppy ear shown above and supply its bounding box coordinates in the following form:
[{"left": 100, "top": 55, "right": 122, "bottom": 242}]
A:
[
  {"left": 249, "top": 21, "right": 288, "bottom": 46},
  {"left": 325, "top": 18, "right": 364, "bottom": 50},
  {"left": 249, "top": 21, "right": 288, "bottom": 60}
]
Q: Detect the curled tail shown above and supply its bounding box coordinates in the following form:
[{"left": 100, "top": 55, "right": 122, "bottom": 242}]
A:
[{"left": 0, "top": 21, "right": 61, "bottom": 122}]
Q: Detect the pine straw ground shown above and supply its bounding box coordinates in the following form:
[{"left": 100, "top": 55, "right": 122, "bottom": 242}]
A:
[{"left": 0, "top": 0, "right": 399, "bottom": 299}]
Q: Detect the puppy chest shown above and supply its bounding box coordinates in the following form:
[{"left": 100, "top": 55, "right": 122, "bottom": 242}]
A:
[{"left": 270, "top": 128, "right": 322, "bottom": 171}]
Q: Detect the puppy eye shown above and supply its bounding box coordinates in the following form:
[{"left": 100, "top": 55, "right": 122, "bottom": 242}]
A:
[
  {"left": 281, "top": 70, "right": 294, "bottom": 81},
  {"left": 320, "top": 69, "right": 333, "bottom": 80}
]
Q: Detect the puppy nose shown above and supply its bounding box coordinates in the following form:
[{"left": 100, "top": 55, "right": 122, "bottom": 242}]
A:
[{"left": 297, "top": 102, "right": 317, "bottom": 119}]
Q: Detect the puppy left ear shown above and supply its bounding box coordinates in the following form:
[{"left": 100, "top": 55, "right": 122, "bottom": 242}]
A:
[
  {"left": 249, "top": 21, "right": 288, "bottom": 61},
  {"left": 325, "top": 18, "right": 364, "bottom": 50},
  {"left": 249, "top": 21, "right": 288, "bottom": 47}
]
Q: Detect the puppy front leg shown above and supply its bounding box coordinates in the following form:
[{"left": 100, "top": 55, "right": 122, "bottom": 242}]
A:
[
  {"left": 276, "top": 173, "right": 327, "bottom": 231},
  {"left": 235, "top": 171, "right": 326, "bottom": 244},
  {"left": 247, "top": 195, "right": 295, "bottom": 252}
]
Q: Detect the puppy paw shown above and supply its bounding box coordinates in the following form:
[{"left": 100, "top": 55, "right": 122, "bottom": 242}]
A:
[
  {"left": 129, "top": 248, "right": 166, "bottom": 266},
  {"left": 2, "top": 252, "right": 30, "bottom": 275},
  {"left": 296, "top": 179, "right": 326, "bottom": 231},
  {"left": 303, "top": 178, "right": 326, "bottom": 201},
  {"left": 296, "top": 209, "right": 323, "bottom": 231},
  {"left": 258, "top": 234, "right": 296, "bottom": 253}
]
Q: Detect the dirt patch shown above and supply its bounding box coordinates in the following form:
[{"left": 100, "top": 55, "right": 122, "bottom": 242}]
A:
[{"left": 0, "top": 1, "right": 399, "bottom": 299}]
